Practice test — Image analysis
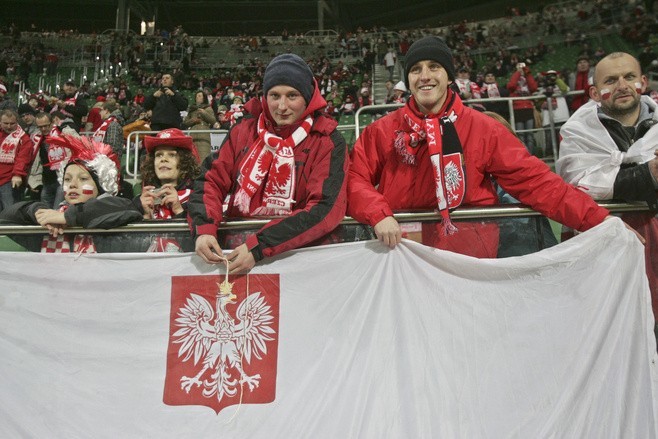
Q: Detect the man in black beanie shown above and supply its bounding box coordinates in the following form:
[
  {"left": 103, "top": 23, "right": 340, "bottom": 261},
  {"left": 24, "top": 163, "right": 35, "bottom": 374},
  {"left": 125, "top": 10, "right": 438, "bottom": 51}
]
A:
[
  {"left": 189, "top": 53, "right": 349, "bottom": 272},
  {"left": 347, "top": 35, "right": 617, "bottom": 257}
]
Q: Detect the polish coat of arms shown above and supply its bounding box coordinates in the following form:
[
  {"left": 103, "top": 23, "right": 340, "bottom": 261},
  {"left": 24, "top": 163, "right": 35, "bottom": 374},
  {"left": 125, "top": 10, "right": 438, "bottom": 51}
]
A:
[{"left": 163, "top": 275, "right": 279, "bottom": 413}]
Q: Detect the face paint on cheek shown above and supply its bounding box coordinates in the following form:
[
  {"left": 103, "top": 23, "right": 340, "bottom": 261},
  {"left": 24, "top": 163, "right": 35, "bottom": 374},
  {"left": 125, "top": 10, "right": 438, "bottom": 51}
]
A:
[
  {"left": 600, "top": 88, "right": 611, "bottom": 100},
  {"left": 635, "top": 82, "right": 643, "bottom": 93},
  {"left": 81, "top": 184, "right": 95, "bottom": 195},
  {"left": 62, "top": 184, "right": 69, "bottom": 195}
]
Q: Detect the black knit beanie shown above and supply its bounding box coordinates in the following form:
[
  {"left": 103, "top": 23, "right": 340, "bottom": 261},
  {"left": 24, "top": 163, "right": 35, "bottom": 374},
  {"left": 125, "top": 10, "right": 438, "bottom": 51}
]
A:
[
  {"left": 404, "top": 36, "right": 455, "bottom": 85},
  {"left": 263, "top": 54, "right": 315, "bottom": 104}
]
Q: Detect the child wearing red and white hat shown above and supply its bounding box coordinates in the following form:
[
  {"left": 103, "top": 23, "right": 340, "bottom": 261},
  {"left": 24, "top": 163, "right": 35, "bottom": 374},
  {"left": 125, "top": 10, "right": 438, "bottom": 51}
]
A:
[
  {"left": 139, "top": 128, "right": 200, "bottom": 220},
  {"left": 0, "top": 135, "right": 142, "bottom": 253},
  {"left": 138, "top": 128, "right": 201, "bottom": 252}
]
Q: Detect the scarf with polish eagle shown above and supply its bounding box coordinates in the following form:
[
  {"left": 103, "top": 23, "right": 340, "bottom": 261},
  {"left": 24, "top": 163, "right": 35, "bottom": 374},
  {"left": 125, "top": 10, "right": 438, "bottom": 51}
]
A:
[
  {"left": 92, "top": 116, "right": 117, "bottom": 143},
  {"left": 40, "top": 204, "right": 96, "bottom": 254},
  {"left": 393, "top": 90, "right": 466, "bottom": 235},
  {"left": 233, "top": 113, "right": 313, "bottom": 216},
  {"left": 0, "top": 125, "right": 26, "bottom": 164}
]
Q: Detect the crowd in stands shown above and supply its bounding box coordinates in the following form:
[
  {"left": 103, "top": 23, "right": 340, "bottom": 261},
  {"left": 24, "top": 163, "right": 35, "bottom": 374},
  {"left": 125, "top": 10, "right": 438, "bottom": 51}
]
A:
[{"left": 0, "top": 0, "right": 656, "bottom": 253}]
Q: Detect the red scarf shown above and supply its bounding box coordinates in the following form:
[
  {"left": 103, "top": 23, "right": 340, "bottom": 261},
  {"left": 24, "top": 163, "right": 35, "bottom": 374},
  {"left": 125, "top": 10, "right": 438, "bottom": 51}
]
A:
[
  {"left": 40, "top": 205, "right": 97, "bottom": 253},
  {"left": 572, "top": 71, "right": 590, "bottom": 110},
  {"left": 145, "top": 188, "right": 191, "bottom": 252},
  {"left": 233, "top": 113, "right": 313, "bottom": 216},
  {"left": 92, "top": 116, "right": 116, "bottom": 143},
  {"left": 394, "top": 92, "right": 466, "bottom": 235},
  {"left": 0, "top": 126, "right": 26, "bottom": 164}
]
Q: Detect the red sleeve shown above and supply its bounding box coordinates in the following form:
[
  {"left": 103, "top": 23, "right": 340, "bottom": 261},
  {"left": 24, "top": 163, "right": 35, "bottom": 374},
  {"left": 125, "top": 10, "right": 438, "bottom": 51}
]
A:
[
  {"left": 346, "top": 122, "right": 395, "bottom": 226},
  {"left": 187, "top": 126, "right": 244, "bottom": 237},
  {"left": 506, "top": 70, "right": 521, "bottom": 92},
  {"left": 485, "top": 123, "right": 608, "bottom": 231},
  {"left": 250, "top": 129, "right": 349, "bottom": 260},
  {"left": 526, "top": 73, "right": 538, "bottom": 93},
  {"left": 12, "top": 135, "right": 34, "bottom": 178}
]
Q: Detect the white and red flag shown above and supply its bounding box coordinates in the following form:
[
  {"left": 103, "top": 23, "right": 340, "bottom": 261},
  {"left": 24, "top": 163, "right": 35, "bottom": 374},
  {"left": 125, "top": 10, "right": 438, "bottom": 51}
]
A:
[{"left": 0, "top": 219, "right": 657, "bottom": 437}]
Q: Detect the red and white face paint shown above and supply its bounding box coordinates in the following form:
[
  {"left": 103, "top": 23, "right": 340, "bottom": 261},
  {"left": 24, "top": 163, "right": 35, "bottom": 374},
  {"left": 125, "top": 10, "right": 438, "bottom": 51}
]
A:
[
  {"left": 62, "top": 164, "right": 99, "bottom": 205},
  {"left": 593, "top": 53, "right": 646, "bottom": 119}
]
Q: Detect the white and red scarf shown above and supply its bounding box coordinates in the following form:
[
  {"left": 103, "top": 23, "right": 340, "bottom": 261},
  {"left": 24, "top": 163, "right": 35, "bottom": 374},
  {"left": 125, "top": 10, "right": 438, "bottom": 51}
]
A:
[
  {"left": 40, "top": 205, "right": 97, "bottom": 253},
  {"left": 0, "top": 125, "right": 26, "bottom": 164},
  {"left": 45, "top": 126, "right": 70, "bottom": 170},
  {"left": 233, "top": 113, "right": 313, "bottom": 216},
  {"left": 146, "top": 188, "right": 192, "bottom": 253},
  {"left": 394, "top": 92, "right": 466, "bottom": 234},
  {"left": 92, "top": 116, "right": 116, "bottom": 143},
  {"left": 151, "top": 188, "right": 192, "bottom": 220}
]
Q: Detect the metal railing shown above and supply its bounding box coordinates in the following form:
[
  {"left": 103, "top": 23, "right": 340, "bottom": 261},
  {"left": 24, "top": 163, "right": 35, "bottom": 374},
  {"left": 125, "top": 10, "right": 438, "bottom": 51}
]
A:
[{"left": 0, "top": 202, "right": 648, "bottom": 236}]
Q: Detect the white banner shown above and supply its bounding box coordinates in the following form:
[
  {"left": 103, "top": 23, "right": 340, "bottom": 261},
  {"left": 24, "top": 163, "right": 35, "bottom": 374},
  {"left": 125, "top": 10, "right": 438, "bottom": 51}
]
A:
[{"left": 0, "top": 219, "right": 656, "bottom": 438}]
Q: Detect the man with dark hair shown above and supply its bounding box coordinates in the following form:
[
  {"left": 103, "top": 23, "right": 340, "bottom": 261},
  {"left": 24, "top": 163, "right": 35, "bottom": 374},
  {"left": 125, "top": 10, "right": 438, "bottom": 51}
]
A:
[
  {"left": 92, "top": 101, "right": 125, "bottom": 160},
  {"left": 569, "top": 55, "right": 593, "bottom": 112},
  {"left": 143, "top": 73, "right": 188, "bottom": 131},
  {"left": 347, "top": 36, "right": 617, "bottom": 257},
  {"left": 48, "top": 79, "right": 88, "bottom": 132},
  {"left": 33, "top": 112, "right": 60, "bottom": 208}
]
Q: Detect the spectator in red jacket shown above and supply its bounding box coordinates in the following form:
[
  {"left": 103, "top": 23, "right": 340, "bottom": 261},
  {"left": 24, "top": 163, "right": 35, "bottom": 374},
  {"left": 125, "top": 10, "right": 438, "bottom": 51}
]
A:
[
  {"left": 188, "top": 53, "right": 349, "bottom": 273},
  {"left": 347, "top": 36, "right": 615, "bottom": 257},
  {"left": 0, "top": 109, "right": 33, "bottom": 210},
  {"left": 507, "top": 62, "right": 538, "bottom": 154}
]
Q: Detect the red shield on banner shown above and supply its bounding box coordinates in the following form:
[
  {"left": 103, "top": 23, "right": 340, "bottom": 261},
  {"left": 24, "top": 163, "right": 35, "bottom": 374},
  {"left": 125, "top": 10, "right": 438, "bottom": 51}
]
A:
[{"left": 163, "top": 274, "right": 280, "bottom": 414}]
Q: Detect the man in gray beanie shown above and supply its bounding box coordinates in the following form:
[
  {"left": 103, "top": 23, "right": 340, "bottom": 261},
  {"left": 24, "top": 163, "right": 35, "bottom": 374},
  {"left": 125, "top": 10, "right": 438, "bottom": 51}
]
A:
[
  {"left": 347, "top": 36, "right": 619, "bottom": 257},
  {"left": 263, "top": 53, "right": 315, "bottom": 105},
  {"left": 189, "top": 53, "right": 349, "bottom": 272}
]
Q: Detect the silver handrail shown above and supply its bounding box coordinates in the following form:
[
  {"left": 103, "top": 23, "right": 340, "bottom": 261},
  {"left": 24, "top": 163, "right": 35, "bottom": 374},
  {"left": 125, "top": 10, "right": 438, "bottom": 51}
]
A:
[{"left": 0, "top": 202, "right": 649, "bottom": 235}]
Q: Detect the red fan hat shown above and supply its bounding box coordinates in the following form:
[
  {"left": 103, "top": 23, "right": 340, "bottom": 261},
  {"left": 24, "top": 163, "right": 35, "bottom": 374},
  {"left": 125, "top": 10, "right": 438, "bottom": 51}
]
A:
[
  {"left": 143, "top": 128, "right": 199, "bottom": 163},
  {"left": 47, "top": 135, "right": 121, "bottom": 195}
]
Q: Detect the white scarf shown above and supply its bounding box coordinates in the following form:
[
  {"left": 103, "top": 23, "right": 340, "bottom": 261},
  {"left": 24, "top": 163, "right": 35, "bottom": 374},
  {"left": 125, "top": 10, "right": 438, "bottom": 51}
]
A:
[
  {"left": 0, "top": 125, "right": 26, "bottom": 164},
  {"left": 233, "top": 114, "right": 313, "bottom": 216}
]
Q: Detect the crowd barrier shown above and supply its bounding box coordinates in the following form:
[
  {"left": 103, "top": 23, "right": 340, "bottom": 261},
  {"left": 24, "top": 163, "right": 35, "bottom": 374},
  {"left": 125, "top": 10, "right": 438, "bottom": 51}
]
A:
[{"left": 0, "top": 202, "right": 649, "bottom": 257}]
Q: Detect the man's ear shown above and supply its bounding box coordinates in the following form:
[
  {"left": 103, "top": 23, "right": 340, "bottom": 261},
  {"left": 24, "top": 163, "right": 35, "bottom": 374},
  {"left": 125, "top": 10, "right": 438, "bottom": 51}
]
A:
[
  {"left": 641, "top": 75, "right": 649, "bottom": 93},
  {"left": 589, "top": 85, "right": 600, "bottom": 102}
]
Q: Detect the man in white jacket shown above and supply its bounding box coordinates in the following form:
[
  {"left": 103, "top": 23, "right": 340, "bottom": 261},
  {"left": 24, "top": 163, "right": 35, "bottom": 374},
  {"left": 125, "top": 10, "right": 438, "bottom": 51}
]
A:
[{"left": 557, "top": 51, "right": 658, "bottom": 331}]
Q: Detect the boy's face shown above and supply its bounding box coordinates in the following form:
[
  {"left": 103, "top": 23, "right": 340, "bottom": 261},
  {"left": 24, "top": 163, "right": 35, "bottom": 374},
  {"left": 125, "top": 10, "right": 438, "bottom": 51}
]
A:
[
  {"left": 63, "top": 164, "right": 99, "bottom": 205},
  {"left": 154, "top": 146, "right": 180, "bottom": 184}
]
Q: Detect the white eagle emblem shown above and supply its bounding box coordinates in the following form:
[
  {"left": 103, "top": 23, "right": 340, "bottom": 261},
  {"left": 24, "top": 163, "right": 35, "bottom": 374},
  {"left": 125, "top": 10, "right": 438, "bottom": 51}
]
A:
[
  {"left": 174, "top": 281, "right": 275, "bottom": 403},
  {"left": 444, "top": 160, "right": 463, "bottom": 203}
]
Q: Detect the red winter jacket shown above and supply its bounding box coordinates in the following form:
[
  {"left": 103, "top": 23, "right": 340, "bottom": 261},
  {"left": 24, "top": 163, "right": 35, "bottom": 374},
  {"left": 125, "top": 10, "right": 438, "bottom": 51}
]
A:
[
  {"left": 188, "top": 84, "right": 349, "bottom": 261},
  {"left": 507, "top": 69, "right": 538, "bottom": 111},
  {"left": 0, "top": 129, "right": 33, "bottom": 186},
  {"left": 347, "top": 92, "right": 608, "bottom": 249}
]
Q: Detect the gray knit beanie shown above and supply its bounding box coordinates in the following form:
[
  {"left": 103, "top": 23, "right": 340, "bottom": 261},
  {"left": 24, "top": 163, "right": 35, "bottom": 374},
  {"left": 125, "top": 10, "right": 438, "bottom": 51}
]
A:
[
  {"left": 404, "top": 36, "right": 455, "bottom": 85},
  {"left": 263, "top": 54, "right": 315, "bottom": 104}
]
